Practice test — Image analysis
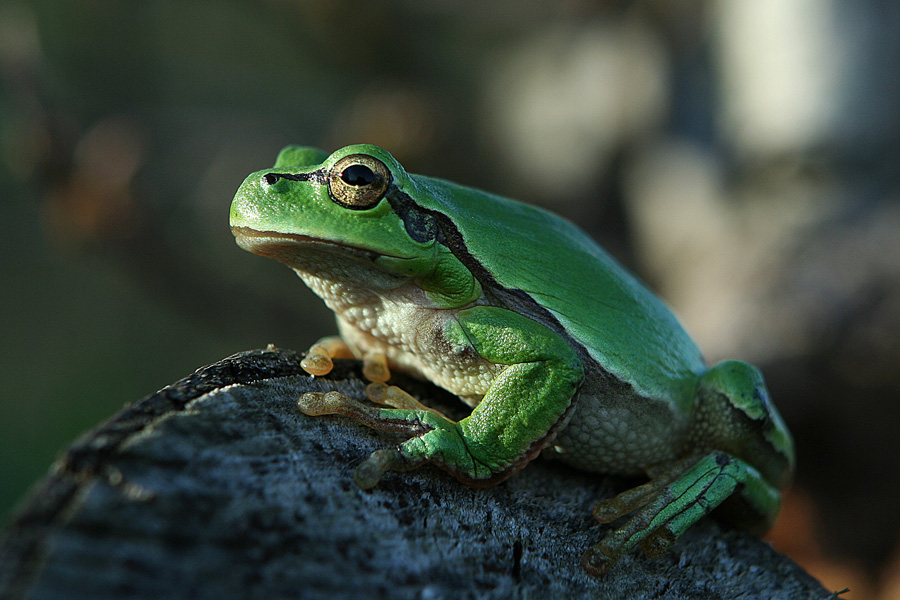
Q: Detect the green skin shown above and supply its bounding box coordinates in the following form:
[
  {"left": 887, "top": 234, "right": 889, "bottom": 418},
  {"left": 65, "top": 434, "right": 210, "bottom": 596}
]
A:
[{"left": 230, "top": 144, "right": 795, "bottom": 574}]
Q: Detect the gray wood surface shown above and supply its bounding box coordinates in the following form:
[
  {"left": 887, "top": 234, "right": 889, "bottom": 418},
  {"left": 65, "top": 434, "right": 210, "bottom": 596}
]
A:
[{"left": 0, "top": 349, "right": 832, "bottom": 599}]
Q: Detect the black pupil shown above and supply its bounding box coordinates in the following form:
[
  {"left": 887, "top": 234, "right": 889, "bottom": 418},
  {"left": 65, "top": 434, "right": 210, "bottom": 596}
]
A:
[{"left": 340, "top": 164, "right": 376, "bottom": 186}]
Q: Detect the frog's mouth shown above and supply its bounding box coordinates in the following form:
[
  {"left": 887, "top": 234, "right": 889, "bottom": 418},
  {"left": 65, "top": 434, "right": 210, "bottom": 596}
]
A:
[{"left": 231, "top": 226, "right": 382, "bottom": 266}]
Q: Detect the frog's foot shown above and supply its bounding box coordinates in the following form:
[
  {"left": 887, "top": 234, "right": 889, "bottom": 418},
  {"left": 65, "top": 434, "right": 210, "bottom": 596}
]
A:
[
  {"left": 301, "top": 337, "right": 392, "bottom": 383},
  {"left": 581, "top": 451, "right": 781, "bottom": 575},
  {"left": 298, "top": 390, "right": 433, "bottom": 432},
  {"left": 298, "top": 390, "right": 464, "bottom": 488}
]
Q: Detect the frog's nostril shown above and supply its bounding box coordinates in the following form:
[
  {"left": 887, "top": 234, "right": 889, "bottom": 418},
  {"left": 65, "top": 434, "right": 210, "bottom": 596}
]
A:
[{"left": 263, "top": 173, "right": 279, "bottom": 185}]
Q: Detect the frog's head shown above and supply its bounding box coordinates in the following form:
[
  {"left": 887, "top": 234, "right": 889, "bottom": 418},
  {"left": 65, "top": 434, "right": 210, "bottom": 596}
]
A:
[
  {"left": 692, "top": 360, "right": 795, "bottom": 492},
  {"left": 230, "top": 144, "right": 480, "bottom": 307}
]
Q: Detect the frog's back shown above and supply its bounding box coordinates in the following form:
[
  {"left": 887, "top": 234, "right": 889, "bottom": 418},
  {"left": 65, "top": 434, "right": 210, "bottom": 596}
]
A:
[{"left": 413, "top": 174, "right": 706, "bottom": 407}]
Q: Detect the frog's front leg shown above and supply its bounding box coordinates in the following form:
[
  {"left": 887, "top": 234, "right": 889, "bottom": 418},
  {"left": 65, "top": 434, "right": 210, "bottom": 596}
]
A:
[
  {"left": 581, "top": 451, "right": 781, "bottom": 575},
  {"left": 298, "top": 305, "right": 584, "bottom": 488}
]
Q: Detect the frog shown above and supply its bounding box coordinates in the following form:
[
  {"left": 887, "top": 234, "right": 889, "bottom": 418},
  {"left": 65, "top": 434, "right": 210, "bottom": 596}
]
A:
[{"left": 229, "top": 143, "right": 795, "bottom": 575}]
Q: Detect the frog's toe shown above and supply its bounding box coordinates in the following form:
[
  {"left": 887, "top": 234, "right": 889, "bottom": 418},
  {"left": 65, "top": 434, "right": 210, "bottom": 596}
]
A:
[
  {"left": 366, "top": 382, "right": 435, "bottom": 412},
  {"left": 298, "top": 391, "right": 387, "bottom": 425},
  {"left": 298, "top": 391, "right": 347, "bottom": 416},
  {"left": 353, "top": 448, "right": 419, "bottom": 489},
  {"left": 581, "top": 545, "right": 616, "bottom": 576},
  {"left": 583, "top": 514, "right": 677, "bottom": 575},
  {"left": 299, "top": 388, "right": 448, "bottom": 444},
  {"left": 583, "top": 521, "right": 675, "bottom": 575},
  {"left": 300, "top": 351, "right": 333, "bottom": 376},
  {"left": 362, "top": 352, "right": 391, "bottom": 383},
  {"left": 300, "top": 336, "right": 354, "bottom": 376},
  {"left": 640, "top": 526, "right": 677, "bottom": 558},
  {"left": 590, "top": 457, "right": 692, "bottom": 523},
  {"left": 591, "top": 491, "right": 643, "bottom": 523}
]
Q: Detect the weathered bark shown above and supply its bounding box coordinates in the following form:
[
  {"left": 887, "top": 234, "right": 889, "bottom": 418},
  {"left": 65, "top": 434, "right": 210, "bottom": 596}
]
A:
[{"left": 0, "top": 349, "right": 832, "bottom": 600}]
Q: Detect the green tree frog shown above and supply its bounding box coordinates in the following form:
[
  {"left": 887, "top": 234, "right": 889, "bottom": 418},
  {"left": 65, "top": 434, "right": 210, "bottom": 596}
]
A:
[{"left": 230, "top": 144, "right": 795, "bottom": 574}]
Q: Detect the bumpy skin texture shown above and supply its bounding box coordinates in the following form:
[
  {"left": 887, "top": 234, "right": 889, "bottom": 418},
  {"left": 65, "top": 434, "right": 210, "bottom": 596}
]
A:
[{"left": 230, "top": 144, "right": 795, "bottom": 575}]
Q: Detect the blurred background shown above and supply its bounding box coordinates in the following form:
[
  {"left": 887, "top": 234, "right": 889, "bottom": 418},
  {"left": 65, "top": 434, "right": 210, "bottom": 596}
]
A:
[{"left": 2, "top": 1, "right": 899, "bottom": 596}]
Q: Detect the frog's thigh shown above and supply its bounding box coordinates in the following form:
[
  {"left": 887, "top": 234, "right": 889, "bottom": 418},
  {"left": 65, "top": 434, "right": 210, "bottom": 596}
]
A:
[
  {"left": 582, "top": 450, "right": 781, "bottom": 575},
  {"left": 433, "top": 305, "right": 584, "bottom": 481}
]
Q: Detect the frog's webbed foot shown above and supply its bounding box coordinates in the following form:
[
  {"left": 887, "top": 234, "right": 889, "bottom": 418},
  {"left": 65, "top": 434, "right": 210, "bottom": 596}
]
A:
[{"left": 581, "top": 451, "right": 781, "bottom": 575}]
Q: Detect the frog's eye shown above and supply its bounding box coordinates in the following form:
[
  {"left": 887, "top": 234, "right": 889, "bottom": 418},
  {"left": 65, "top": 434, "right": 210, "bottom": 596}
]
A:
[{"left": 328, "top": 154, "right": 390, "bottom": 209}]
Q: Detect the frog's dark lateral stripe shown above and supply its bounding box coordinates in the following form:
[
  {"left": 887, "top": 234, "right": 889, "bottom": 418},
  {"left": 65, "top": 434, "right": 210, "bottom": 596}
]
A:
[{"left": 384, "top": 188, "right": 493, "bottom": 280}]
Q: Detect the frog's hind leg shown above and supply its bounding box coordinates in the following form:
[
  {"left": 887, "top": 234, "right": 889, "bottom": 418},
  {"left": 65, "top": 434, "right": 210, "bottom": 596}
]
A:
[{"left": 582, "top": 451, "right": 781, "bottom": 575}]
